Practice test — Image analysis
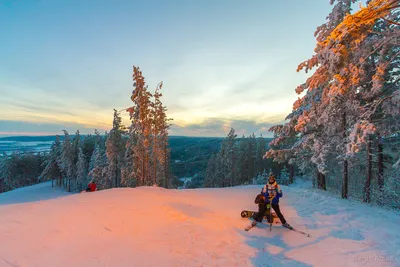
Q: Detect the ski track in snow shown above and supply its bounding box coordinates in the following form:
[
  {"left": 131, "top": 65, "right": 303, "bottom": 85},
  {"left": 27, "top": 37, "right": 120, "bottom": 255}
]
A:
[{"left": 0, "top": 181, "right": 399, "bottom": 267}]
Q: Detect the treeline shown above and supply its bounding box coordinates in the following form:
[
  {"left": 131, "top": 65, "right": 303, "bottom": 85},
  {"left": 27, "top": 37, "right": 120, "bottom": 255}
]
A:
[
  {"left": 0, "top": 66, "right": 175, "bottom": 193},
  {"left": 198, "top": 128, "right": 291, "bottom": 188},
  {"left": 0, "top": 152, "right": 46, "bottom": 192},
  {"left": 266, "top": 0, "right": 400, "bottom": 208}
]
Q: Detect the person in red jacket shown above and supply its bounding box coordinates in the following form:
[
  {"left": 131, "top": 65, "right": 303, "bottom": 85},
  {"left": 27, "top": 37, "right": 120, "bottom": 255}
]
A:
[{"left": 86, "top": 180, "right": 97, "bottom": 192}]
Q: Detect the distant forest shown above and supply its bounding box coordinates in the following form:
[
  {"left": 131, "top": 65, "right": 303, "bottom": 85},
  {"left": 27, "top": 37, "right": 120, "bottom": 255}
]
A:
[{"left": 0, "top": 133, "right": 284, "bottom": 192}]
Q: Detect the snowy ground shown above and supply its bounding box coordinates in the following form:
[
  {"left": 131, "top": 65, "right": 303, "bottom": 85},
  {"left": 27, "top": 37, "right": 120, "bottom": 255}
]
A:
[{"left": 0, "top": 181, "right": 399, "bottom": 267}]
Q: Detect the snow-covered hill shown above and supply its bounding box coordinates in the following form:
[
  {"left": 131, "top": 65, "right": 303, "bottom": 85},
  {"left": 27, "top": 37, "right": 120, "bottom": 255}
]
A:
[{"left": 0, "top": 181, "right": 399, "bottom": 267}]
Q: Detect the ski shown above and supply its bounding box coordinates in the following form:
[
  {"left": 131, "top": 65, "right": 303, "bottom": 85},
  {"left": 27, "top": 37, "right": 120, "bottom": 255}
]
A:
[
  {"left": 292, "top": 228, "right": 311, "bottom": 237},
  {"left": 269, "top": 210, "right": 272, "bottom": 232},
  {"left": 283, "top": 224, "right": 311, "bottom": 237},
  {"left": 245, "top": 221, "right": 257, "bottom": 231}
]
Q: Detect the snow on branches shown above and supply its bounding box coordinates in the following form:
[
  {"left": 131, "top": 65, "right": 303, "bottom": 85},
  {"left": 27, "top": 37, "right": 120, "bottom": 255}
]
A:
[{"left": 266, "top": 0, "right": 399, "bottom": 182}]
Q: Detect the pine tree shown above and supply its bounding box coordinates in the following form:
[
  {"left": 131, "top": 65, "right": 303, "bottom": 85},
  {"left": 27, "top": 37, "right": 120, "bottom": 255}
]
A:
[
  {"left": 94, "top": 129, "right": 103, "bottom": 148},
  {"left": 222, "top": 128, "right": 237, "bottom": 186},
  {"left": 76, "top": 147, "right": 87, "bottom": 191},
  {"left": 267, "top": 0, "right": 399, "bottom": 202},
  {"left": 204, "top": 155, "right": 217, "bottom": 187},
  {"left": 106, "top": 109, "right": 127, "bottom": 188},
  {"left": 279, "top": 166, "right": 290, "bottom": 186},
  {"left": 0, "top": 153, "right": 11, "bottom": 192},
  {"left": 126, "top": 66, "right": 154, "bottom": 186},
  {"left": 89, "top": 144, "right": 108, "bottom": 189},
  {"left": 39, "top": 135, "right": 62, "bottom": 187},
  {"left": 60, "top": 130, "right": 75, "bottom": 191},
  {"left": 151, "top": 82, "right": 172, "bottom": 187},
  {"left": 214, "top": 148, "right": 225, "bottom": 187},
  {"left": 121, "top": 137, "right": 136, "bottom": 187},
  {"left": 255, "top": 135, "right": 267, "bottom": 177},
  {"left": 238, "top": 136, "right": 248, "bottom": 185}
]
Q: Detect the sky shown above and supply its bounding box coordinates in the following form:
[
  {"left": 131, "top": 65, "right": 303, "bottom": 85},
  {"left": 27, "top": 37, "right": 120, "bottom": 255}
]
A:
[{"left": 0, "top": 0, "right": 340, "bottom": 137}]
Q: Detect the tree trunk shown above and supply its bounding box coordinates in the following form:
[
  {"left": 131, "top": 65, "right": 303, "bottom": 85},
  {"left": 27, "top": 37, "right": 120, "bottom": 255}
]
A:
[
  {"left": 289, "top": 164, "right": 294, "bottom": 184},
  {"left": 141, "top": 144, "right": 145, "bottom": 186},
  {"left": 145, "top": 152, "right": 148, "bottom": 186},
  {"left": 313, "top": 169, "right": 317, "bottom": 188},
  {"left": 342, "top": 159, "right": 348, "bottom": 199},
  {"left": 115, "top": 157, "right": 118, "bottom": 188},
  {"left": 364, "top": 136, "right": 372, "bottom": 203},
  {"left": 317, "top": 171, "right": 326, "bottom": 190},
  {"left": 377, "top": 135, "right": 384, "bottom": 192},
  {"left": 231, "top": 151, "right": 234, "bottom": 187},
  {"left": 342, "top": 112, "right": 348, "bottom": 199},
  {"left": 164, "top": 138, "right": 168, "bottom": 188},
  {"left": 154, "top": 134, "right": 157, "bottom": 186}
]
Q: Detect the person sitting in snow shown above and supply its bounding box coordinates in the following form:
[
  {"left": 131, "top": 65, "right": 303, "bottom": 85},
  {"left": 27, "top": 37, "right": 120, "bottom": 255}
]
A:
[
  {"left": 252, "top": 173, "right": 291, "bottom": 228},
  {"left": 86, "top": 180, "right": 97, "bottom": 192}
]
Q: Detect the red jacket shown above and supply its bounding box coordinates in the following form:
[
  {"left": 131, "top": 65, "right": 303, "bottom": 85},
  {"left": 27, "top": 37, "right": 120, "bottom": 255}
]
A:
[{"left": 88, "top": 183, "right": 97, "bottom": 192}]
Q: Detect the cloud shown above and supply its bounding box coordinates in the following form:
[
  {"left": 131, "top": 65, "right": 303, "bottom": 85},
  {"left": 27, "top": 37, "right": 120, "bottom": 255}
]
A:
[
  {"left": 0, "top": 117, "right": 281, "bottom": 138},
  {"left": 0, "top": 120, "right": 105, "bottom": 136},
  {"left": 170, "top": 117, "right": 280, "bottom": 137}
]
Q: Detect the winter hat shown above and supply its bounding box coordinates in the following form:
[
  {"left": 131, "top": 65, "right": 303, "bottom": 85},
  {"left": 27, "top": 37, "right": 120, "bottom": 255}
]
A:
[{"left": 268, "top": 173, "right": 276, "bottom": 183}]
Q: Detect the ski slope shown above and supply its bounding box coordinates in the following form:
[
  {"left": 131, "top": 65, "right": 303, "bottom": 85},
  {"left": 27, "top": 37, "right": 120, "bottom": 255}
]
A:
[{"left": 0, "top": 180, "right": 399, "bottom": 267}]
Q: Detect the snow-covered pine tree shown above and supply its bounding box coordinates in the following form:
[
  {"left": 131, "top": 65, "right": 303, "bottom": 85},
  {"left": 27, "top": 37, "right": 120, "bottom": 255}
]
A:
[
  {"left": 214, "top": 147, "right": 225, "bottom": 187},
  {"left": 89, "top": 129, "right": 107, "bottom": 173},
  {"left": 255, "top": 135, "right": 267, "bottom": 177},
  {"left": 150, "top": 83, "right": 161, "bottom": 186},
  {"left": 80, "top": 133, "right": 95, "bottom": 167},
  {"left": 126, "top": 66, "right": 154, "bottom": 186},
  {"left": 238, "top": 135, "right": 248, "bottom": 185},
  {"left": 121, "top": 134, "right": 136, "bottom": 187},
  {"left": 60, "top": 130, "right": 75, "bottom": 192},
  {"left": 0, "top": 152, "right": 10, "bottom": 192},
  {"left": 94, "top": 129, "right": 102, "bottom": 148},
  {"left": 222, "top": 128, "right": 238, "bottom": 187},
  {"left": 208, "top": 129, "right": 239, "bottom": 187},
  {"left": 266, "top": 0, "right": 399, "bottom": 203},
  {"left": 293, "top": 0, "right": 358, "bottom": 194},
  {"left": 89, "top": 144, "right": 108, "bottom": 189},
  {"left": 279, "top": 166, "right": 290, "bottom": 186},
  {"left": 0, "top": 152, "right": 45, "bottom": 191},
  {"left": 254, "top": 172, "right": 267, "bottom": 185},
  {"left": 310, "top": 0, "right": 399, "bottom": 201},
  {"left": 382, "top": 158, "right": 400, "bottom": 209},
  {"left": 238, "top": 135, "right": 253, "bottom": 185},
  {"left": 39, "top": 135, "right": 62, "bottom": 187},
  {"left": 205, "top": 131, "right": 274, "bottom": 188},
  {"left": 69, "top": 130, "right": 81, "bottom": 191},
  {"left": 204, "top": 155, "right": 217, "bottom": 187},
  {"left": 105, "top": 109, "right": 127, "bottom": 188},
  {"left": 151, "top": 82, "right": 172, "bottom": 188},
  {"left": 266, "top": 1, "right": 350, "bottom": 191},
  {"left": 248, "top": 134, "right": 257, "bottom": 182},
  {"left": 76, "top": 147, "right": 87, "bottom": 191}
]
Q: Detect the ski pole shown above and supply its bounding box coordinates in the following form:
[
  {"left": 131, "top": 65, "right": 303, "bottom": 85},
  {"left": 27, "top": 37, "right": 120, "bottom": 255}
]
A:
[{"left": 269, "top": 195, "right": 274, "bottom": 232}]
